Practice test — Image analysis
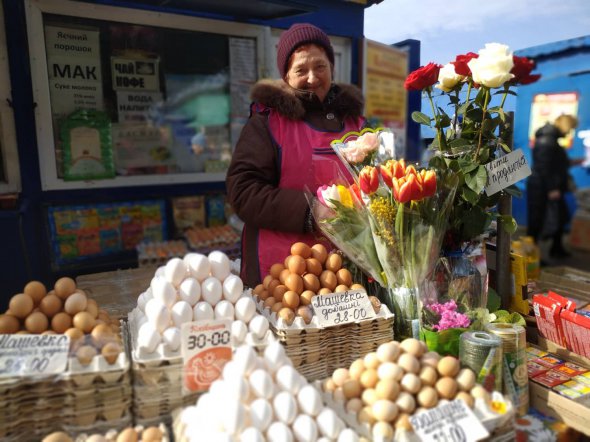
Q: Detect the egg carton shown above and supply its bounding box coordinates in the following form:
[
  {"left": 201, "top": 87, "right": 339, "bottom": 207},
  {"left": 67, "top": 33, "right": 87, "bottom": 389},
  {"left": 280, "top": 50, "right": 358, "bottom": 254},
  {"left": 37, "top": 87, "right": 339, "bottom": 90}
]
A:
[
  {"left": 317, "top": 382, "right": 515, "bottom": 441},
  {"left": 59, "top": 423, "right": 171, "bottom": 442},
  {"left": 59, "top": 404, "right": 132, "bottom": 427},
  {"left": 61, "top": 413, "right": 135, "bottom": 438},
  {"left": 132, "top": 363, "right": 183, "bottom": 386}
]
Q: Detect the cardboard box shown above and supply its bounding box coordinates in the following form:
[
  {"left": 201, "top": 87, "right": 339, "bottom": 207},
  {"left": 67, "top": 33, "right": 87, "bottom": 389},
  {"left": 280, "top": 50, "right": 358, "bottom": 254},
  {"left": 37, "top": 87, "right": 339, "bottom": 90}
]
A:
[
  {"left": 532, "top": 292, "right": 573, "bottom": 347},
  {"left": 561, "top": 309, "right": 590, "bottom": 359},
  {"left": 537, "top": 266, "right": 590, "bottom": 305},
  {"left": 570, "top": 212, "right": 590, "bottom": 252}
]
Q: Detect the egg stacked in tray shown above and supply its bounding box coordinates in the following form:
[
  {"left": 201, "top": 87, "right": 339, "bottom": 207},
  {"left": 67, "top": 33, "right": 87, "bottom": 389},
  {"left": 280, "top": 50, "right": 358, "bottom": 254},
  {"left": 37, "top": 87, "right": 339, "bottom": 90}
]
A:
[
  {"left": 0, "top": 278, "right": 131, "bottom": 441},
  {"left": 41, "top": 424, "right": 169, "bottom": 442},
  {"left": 126, "top": 251, "right": 275, "bottom": 427}
]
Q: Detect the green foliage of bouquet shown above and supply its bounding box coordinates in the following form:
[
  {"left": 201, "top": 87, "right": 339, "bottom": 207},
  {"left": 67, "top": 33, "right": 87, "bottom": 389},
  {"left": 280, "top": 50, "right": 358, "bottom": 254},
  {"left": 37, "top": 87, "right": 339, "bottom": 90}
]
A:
[{"left": 405, "top": 43, "right": 541, "bottom": 248}]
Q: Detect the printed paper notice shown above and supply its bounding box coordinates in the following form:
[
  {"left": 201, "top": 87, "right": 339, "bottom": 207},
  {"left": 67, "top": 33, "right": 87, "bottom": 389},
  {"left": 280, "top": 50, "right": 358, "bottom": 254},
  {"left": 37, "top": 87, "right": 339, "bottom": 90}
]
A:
[
  {"left": 0, "top": 334, "right": 70, "bottom": 377},
  {"left": 311, "top": 289, "right": 376, "bottom": 328},
  {"left": 485, "top": 148, "right": 531, "bottom": 196}
]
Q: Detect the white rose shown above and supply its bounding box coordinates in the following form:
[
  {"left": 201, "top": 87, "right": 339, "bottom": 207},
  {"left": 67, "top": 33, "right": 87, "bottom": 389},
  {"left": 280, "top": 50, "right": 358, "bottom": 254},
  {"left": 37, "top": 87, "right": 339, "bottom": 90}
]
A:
[
  {"left": 436, "top": 63, "right": 464, "bottom": 92},
  {"left": 468, "top": 43, "right": 514, "bottom": 88},
  {"left": 320, "top": 184, "right": 341, "bottom": 209}
]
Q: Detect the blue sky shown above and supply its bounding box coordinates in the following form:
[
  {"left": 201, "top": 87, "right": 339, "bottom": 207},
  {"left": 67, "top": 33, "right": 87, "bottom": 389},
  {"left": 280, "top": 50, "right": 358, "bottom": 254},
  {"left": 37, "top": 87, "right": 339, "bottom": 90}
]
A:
[{"left": 364, "top": 0, "right": 590, "bottom": 65}]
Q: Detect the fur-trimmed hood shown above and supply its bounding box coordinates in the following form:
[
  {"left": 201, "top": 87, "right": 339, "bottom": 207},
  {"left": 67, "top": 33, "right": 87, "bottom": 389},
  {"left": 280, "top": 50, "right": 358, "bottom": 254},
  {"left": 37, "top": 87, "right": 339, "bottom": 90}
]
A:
[{"left": 250, "top": 79, "right": 364, "bottom": 120}]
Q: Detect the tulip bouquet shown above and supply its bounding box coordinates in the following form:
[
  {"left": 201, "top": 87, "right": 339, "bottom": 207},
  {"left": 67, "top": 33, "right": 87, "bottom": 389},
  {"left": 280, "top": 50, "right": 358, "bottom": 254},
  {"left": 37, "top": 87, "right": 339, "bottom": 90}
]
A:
[{"left": 405, "top": 43, "right": 541, "bottom": 249}]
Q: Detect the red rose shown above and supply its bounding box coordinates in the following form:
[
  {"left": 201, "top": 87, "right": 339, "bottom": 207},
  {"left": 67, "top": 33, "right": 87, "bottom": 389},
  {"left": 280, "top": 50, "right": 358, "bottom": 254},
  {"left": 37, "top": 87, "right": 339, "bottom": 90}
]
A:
[
  {"left": 451, "top": 52, "right": 478, "bottom": 76},
  {"left": 510, "top": 55, "right": 541, "bottom": 85},
  {"left": 404, "top": 62, "right": 441, "bottom": 91}
]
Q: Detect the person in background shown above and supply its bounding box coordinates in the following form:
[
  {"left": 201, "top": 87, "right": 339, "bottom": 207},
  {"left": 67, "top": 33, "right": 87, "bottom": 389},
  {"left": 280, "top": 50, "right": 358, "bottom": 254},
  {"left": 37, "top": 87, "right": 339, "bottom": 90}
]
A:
[
  {"left": 527, "top": 114, "right": 583, "bottom": 259},
  {"left": 226, "top": 23, "right": 367, "bottom": 287}
]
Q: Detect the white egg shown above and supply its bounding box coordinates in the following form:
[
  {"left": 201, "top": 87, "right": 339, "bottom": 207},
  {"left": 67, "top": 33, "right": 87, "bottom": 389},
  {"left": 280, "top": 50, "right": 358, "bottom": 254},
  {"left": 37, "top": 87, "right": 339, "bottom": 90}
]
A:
[
  {"left": 155, "top": 265, "right": 165, "bottom": 277},
  {"left": 337, "top": 429, "right": 360, "bottom": 442},
  {"left": 267, "top": 422, "right": 293, "bottom": 442},
  {"left": 137, "top": 291, "right": 148, "bottom": 312},
  {"left": 297, "top": 385, "right": 323, "bottom": 417},
  {"left": 235, "top": 297, "right": 256, "bottom": 323},
  {"left": 151, "top": 276, "right": 177, "bottom": 308},
  {"left": 248, "top": 315, "right": 269, "bottom": 340},
  {"left": 202, "top": 277, "right": 223, "bottom": 306},
  {"left": 249, "top": 368, "right": 275, "bottom": 399},
  {"left": 214, "top": 300, "right": 235, "bottom": 320},
  {"left": 249, "top": 398, "right": 273, "bottom": 432},
  {"left": 208, "top": 251, "right": 231, "bottom": 281},
  {"left": 233, "top": 345, "right": 259, "bottom": 376},
  {"left": 193, "top": 301, "right": 215, "bottom": 321},
  {"left": 171, "top": 300, "right": 193, "bottom": 327},
  {"left": 316, "top": 409, "right": 344, "bottom": 439},
  {"left": 145, "top": 298, "right": 171, "bottom": 332},
  {"left": 162, "top": 326, "right": 181, "bottom": 351},
  {"left": 185, "top": 253, "right": 211, "bottom": 281},
  {"left": 231, "top": 320, "right": 248, "bottom": 344},
  {"left": 222, "top": 401, "right": 246, "bottom": 434},
  {"left": 275, "top": 365, "right": 303, "bottom": 394},
  {"left": 138, "top": 322, "right": 161, "bottom": 353},
  {"left": 223, "top": 274, "right": 244, "bottom": 303},
  {"left": 164, "top": 257, "right": 187, "bottom": 287},
  {"left": 225, "top": 375, "right": 251, "bottom": 402},
  {"left": 293, "top": 414, "right": 318, "bottom": 442},
  {"left": 179, "top": 277, "right": 201, "bottom": 306},
  {"left": 273, "top": 391, "right": 298, "bottom": 424},
  {"left": 240, "top": 427, "right": 265, "bottom": 442},
  {"left": 264, "top": 341, "right": 289, "bottom": 372}
]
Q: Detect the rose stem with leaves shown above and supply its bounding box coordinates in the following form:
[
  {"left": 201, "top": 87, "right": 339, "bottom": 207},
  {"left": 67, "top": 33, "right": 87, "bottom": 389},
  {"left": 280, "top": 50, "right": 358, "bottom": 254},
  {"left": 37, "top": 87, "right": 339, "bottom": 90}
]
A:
[{"left": 474, "top": 88, "right": 490, "bottom": 159}]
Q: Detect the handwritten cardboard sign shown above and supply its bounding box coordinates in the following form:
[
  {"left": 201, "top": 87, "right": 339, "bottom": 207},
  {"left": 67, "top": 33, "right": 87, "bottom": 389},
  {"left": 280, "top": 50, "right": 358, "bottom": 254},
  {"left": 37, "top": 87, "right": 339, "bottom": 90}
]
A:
[
  {"left": 0, "top": 334, "right": 70, "bottom": 377},
  {"left": 311, "top": 289, "right": 376, "bottom": 328},
  {"left": 485, "top": 148, "right": 531, "bottom": 196}
]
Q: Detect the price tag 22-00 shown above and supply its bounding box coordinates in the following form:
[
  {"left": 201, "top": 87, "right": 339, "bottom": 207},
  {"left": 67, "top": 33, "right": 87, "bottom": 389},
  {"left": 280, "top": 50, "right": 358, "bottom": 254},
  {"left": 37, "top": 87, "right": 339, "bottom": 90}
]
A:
[
  {"left": 409, "top": 400, "right": 489, "bottom": 442},
  {"left": 311, "top": 289, "right": 376, "bottom": 328},
  {"left": 181, "top": 320, "right": 232, "bottom": 394}
]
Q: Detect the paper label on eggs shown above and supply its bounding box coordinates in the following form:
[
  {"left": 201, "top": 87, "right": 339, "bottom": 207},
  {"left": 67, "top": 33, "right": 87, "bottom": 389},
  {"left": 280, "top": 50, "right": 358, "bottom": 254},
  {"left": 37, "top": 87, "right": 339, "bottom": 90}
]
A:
[
  {"left": 181, "top": 320, "right": 232, "bottom": 394},
  {"left": 310, "top": 289, "right": 376, "bottom": 328},
  {"left": 409, "top": 399, "right": 489, "bottom": 442},
  {"left": 0, "top": 334, "right": 70, "bottom": 377}
]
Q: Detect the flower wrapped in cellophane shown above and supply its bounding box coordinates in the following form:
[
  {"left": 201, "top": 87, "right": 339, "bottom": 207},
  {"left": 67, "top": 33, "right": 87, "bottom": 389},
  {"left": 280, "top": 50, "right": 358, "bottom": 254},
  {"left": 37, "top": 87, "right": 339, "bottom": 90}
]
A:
[{"left": 313, "top": 128, "right": 458, "bottom": 339}]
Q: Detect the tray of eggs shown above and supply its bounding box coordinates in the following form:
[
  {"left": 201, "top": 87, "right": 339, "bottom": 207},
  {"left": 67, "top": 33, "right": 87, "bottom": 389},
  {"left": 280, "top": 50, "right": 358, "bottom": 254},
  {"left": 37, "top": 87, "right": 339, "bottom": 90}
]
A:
[
  {"left": 129, "top": 250, "right": 275, "bottom": 365},
  {"left": 317, "top": 338, "right": 514, "bottom": 441},
  {"left": 250, "top": 242, "right": 392, "bottom": 331},
  {"left": 42, "top": 424, "right": 169, "bottom": 442},
  {"left": 0, "top": 278, "right": 127, "bottom": 378},
  {"left": 173, "top": 342, "right": 367, "bottom": 442}
]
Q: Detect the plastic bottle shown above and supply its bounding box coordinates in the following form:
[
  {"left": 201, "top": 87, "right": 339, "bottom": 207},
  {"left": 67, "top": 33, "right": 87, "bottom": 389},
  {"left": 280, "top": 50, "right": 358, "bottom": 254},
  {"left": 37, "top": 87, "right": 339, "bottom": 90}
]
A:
[
  {"left": 522, "top": 236, "right": 541, "bottom": 281},
  {"left": 511, "top": 240, "right": 524, "bottom": 256}
]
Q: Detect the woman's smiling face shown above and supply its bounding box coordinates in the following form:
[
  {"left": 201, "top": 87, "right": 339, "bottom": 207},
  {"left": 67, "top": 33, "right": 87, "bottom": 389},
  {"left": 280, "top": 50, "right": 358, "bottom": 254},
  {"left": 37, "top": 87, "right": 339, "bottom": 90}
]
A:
[{"left": 285, "top": 44, "right": 333, "bottom": 102}]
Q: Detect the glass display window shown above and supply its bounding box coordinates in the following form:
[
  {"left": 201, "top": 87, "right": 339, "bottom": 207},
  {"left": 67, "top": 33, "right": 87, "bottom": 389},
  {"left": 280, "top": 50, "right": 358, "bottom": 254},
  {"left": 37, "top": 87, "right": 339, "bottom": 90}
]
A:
[{"left": 26, "top": 0, "right": 266, "bottom": 190}]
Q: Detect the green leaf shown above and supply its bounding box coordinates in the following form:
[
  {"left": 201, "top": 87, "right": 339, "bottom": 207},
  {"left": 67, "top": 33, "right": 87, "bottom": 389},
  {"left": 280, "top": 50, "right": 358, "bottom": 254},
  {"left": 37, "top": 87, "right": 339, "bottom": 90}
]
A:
[
  {"left": 486, "top": 288, "right": 501, "bottom": 312},
  {"left": 411, "top": 111, "right": 432, "bottom": 126},
  {"left": 493, "top": 89, "right": 517, "bottom": 96},
  {"left": 465, "top": 166, "right": 488, "bottom": 193},
  {"left": 510, "top": 312, "right": 526, "bottom": 326},
  {"left": 499, "top": 142, "right": 511, "bottom": 153},
  {"left": 461, "top": 186, "right": 479, "bottom": 205},
  {"left": 457, "top": 102, "right": 470, "bottom": 115},
  {"left": 498, "top": 214, "right": 518, "bottom": 234},
  {"left": 474, "top": 87, "right": 487, "bottom": 107},
  {"left": 466, "top": 108, "right": 484, "bottom": 122},
  {"left": 448, "top": 95, "right": 460, "bottom": 105},
  {"left": 504, "top": 185, "right": 523, "bottom": 198}
]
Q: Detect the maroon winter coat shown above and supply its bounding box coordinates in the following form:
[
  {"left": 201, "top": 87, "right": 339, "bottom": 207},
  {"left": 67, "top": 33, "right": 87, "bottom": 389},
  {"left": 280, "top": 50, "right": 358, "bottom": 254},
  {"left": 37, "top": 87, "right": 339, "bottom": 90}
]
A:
[{"left": 226, "top": 80, "right": 365, "bottom": 287}]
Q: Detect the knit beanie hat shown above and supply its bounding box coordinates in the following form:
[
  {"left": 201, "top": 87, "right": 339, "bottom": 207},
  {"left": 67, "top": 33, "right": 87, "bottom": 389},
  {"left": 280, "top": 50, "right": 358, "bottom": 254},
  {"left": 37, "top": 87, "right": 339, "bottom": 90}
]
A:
[{"left": 276, "top": 23, "right": 335, "bottom": 78}]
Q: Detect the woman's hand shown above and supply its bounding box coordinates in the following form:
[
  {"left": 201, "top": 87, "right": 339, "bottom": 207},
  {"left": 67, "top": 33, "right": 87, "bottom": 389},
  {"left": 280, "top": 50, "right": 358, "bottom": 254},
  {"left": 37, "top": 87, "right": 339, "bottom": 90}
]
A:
[{"left": 548, "top": 189, "right": 561, "bottom": 200}]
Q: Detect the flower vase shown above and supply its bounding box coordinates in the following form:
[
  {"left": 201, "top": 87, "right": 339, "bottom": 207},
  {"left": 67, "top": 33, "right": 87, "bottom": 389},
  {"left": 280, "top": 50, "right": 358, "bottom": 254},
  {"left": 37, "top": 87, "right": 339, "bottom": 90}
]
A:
[
  {"left": 420, "top": 327, "right": 467, "bottom": 357},
  {"left": 388, "top": 286, "right": 421, "bottom": 340}
]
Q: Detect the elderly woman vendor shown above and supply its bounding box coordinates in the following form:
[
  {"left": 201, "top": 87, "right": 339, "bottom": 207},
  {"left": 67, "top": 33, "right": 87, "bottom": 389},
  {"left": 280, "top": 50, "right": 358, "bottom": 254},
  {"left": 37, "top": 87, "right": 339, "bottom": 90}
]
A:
[{"left": 226, "top": 23, "right": 367, "bottom": 287}]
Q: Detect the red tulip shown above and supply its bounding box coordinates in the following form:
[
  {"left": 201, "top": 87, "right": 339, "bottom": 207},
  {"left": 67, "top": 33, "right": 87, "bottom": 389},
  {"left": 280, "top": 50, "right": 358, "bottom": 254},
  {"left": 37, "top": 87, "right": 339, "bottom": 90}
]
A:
[
  {"left": 380, "top": 159, "right": 406, "bottom": 188},
  {"left": 359, "top": 166, "right": 379, "bottom": 195},
  {"left": 420, "top": 169, "right": 437, "bottom": 197},
  {"left": 350, "top": 182, "right": 362, "bottom": 202}
]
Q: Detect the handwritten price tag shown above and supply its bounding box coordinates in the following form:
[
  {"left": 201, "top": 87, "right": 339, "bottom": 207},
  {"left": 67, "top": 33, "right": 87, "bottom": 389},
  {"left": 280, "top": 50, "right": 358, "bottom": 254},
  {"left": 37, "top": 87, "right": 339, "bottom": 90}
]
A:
[
  {"left": 181, "top": 320, "right": 232, "bottom": 394},
  {"left": 311, "top": 289, "right": 376, "bottom": 328},
  {"left": 485, "top": 148, "right": 531, "bottom": 196},
  {"left": 0, "top": 334, "right": 70, "bottom": 377},
  {"left": 409, "top": 400, "right": 489, "bottom": 442}
]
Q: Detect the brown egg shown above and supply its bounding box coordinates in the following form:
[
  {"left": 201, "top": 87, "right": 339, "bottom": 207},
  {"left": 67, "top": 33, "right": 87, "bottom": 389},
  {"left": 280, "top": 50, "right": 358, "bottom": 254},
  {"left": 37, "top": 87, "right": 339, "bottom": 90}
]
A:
[
  {"left": 417, "top": 386, "right": 438, "bottom": 408},
  {"left": 42, "top": 432, "right": 74, "bottom": 442},
  {"left": 285, "top": 273, "right": 304, "bottom": 294},
  {"left": 336, "top": 268, "right": 353, "bottom": 287},
  {"left": 253, "top": 284, "right": 264, "bottom": 295},
  {"left": 332, "top": 368, "right": 350, "bottom": 386},
  {"left": 455, "top": 368, "right": 476, "bottom": 391},
  {"left": 91, "top": 323, "right": 115, "bottom": 347},
  {"left": 323, "top": 378, "right": 337, "bottom": 392},
  {"left": 350, "top": 283, "right": 365, "bottom": 291},
  {"left": 64, "top": 291, "right": 88, "bottom": 315},
  {"left": 279, "top": 269, "right": 291, "bottom": 284},
  {"left": 437, "top": 356, "right": 460, "bottom": 377},
  {"left": 304, "top": 258, "right": 322, "bottom": 276},
  {"left": 282, "top": 291, "right": 300, "bottom": 310},
  {"left": 342, "top": 379, "right": 362, "bottom": 399},
  {"left": 141, "top": 427, "right": 163, "bottom": 442},
  {"left": 85, "top": 299, "right": 98, "bottom": 318},
  {"left": 25, "top": 312, "right": 48, "bottom": 334},
  {"left": 39, "top": 294, "right": 62, "bottom": 318},
  {"left": 334, "top": 284, "right": 349, "bottom": 293},
  {"left": 263, "top": 297, "right": 276, "bottom": 309},
  {"left": 325, "top": 253, "right": 343, "bottom": 272},
  {"left": 376, "top": 379, "right": 401, "bottom": 401},
  {"left": 319, "top": 270, "right": 337, "bottom": 291},
  {"left": 435, "top": 377, "right": 458, "bottom": 399},
  {"left": 51, "top": 312, "right": 73, "bottom": 333},
  {"left": 419, "top": 365, "right": 439, "bottom": 387},
  {"left": 76, "top": 345, "right": 97, "bottom": 366},
  {"left": 287, "top": 255, "right": 306, "bottom": 275},
  {"left": 349, "top": 359, "right": 365, "bottom": 380},
  {"left": 270, "top": 263, "right": 285, "bottom": 280},
  {"left": 395, "top": 413, "right": 413, "bottom": 431},
  {"left": 42, "top": 330, "right": 57, "bottom": 335},
  {"left": 102, "top": 341, "right": 121, "bottom": 365},
  {"left": 262, "top": 275, "right": 274, "bottom": 289},
  {"left": 271, "top": 302, "right": 284, "bottom": 313},
  {"left": 455, "top": 391, "right": 474, "bottom": 408},
  {"left": 284, "top": 255, "right": 292, "bottom": 269},
  {"left": 24, "top": 281, "right": 47, "bottom": 306},
  {"left": 296, "top": 306, "right": 313, "bottom": 324},
  {"left": 54, "top": 277, "right": 76, "bottom": 299},
  {"left": 64, "top": 327, "right": 84, "bottom": 342},
  {"left": 358, "top": 405, "right": 376, "bottom": 425},
  {"left": 360, "top": 368, "right": 379, "bottom": 388},
  {"left": 0, "top": 314, "right": 20, "bottom": 334},
  {"left": 318, "top": 287, "right": 332, "bottom": 295},
  {"left": 267, "top": 280, "right": 281, "bottom": 299},
  {"left": 400, "top": 338, "right": 425, "bottom": 357},
  {"left": 272, "top": 284, "right": 289, "bottom": 302},
  {"left": 395, "top": 392, "right": 416, "bottom": 414},
  {"left": 369, "top": 296, "right": 381, "bottom": 313},
  {"left": 372, "top": 399, "right": 399, "bottom": 422},
  {"left": 302, "top": 273, "right": 320, "bottom": 293},
  {"left": 291, "top": 242, "right": 311, "bottom": 258},
  {"left": 300, "top": 290, "right": 315, "bottom": 305},
  {"left": 398, "top": 353, "right": 420, "bottom": 374},
  {"left": 278, "top": 307, "right": 295, "bottom": 326},
  {"left": 310, "top": 243, "right": 328, "bottom": 264},
  {"left": 73, "top": 311, "right": 95, "bottom": 333},
  {"left": 258, "top": 290, "right": 270, "bottom": 301},
  {"left": 116, "top": 428, "right": 138, "bottom": 442},
  {"left": 346, "top": 397, "right": 364, "bottom": 414},
  {"left": 9, "top": 293, "right": 34, "bottom": 319}
]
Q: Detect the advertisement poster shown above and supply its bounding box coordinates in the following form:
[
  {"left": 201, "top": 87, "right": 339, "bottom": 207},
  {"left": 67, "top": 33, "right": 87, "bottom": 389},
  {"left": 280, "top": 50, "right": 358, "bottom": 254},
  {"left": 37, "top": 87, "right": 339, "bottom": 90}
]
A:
[
  {"left": 112, "top": 123, "right": 174, "bottom": 174},
  {"left": 45, "top": 25, "right": 104, "bottom": 122},
  {"left": 111, "top": 57, "right": 160, "bottom": 91},
  {"left": 116, "top": 91, "right": 163, "bottom": 123},
  {"left": 363, "top": 39, "right": 408, "bottom": 155},
  {"left": 529, "top": 92, "right": 579, "bottom": 148},
  {"left": 47, "top": 200, "right": 166, "bottom": 267}
]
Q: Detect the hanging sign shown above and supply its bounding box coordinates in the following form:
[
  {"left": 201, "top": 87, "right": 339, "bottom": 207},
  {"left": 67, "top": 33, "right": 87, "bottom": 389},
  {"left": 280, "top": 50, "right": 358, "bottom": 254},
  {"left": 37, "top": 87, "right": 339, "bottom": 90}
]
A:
[
  {"left": 111, "top": 57, "right": 160, "bottom": 91},
  {"left": 485, "top": 148, "right": 531, "bottom": 196},
  {"left": 311, "top": 289, "right": 376, "bottom": 328},
  {"left": 0, "top": 334, "right": 70, "bottom": 377}
]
